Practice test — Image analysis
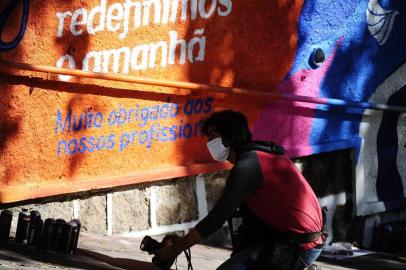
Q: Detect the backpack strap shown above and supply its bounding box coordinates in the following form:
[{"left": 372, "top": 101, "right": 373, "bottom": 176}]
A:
[{"left": 292, "top": 231, "right": 323, "bottom": 244}]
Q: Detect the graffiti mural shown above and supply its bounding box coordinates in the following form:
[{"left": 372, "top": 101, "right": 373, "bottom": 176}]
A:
[
  {"left": 252, "top": 0, "right": 406, "bottom": 215},
  {"left": 357, "top": 63, "right": 406, "bottom": 215}
]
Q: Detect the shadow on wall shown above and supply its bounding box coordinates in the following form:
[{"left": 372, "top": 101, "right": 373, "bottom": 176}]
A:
[
  {"left": 55, "top": 31, "right": 92, "bottom": 178},
  {"left": 0, "top": 0, "right": 25, "bottom": 186},
  {"left": 184, "top": 0, "right": 302, "bottom": 90},
  {"left": 176, "top": 0, "right": 304, "bottom": 169},
  {"left": 0, "top": 1, "right": 95, "bottom": 184},
  {"left": 0, "top": 81, "right": 21, "bottom": 186},
  {"left": 375, "top": 87, "right": 406, "bottom": 203}
]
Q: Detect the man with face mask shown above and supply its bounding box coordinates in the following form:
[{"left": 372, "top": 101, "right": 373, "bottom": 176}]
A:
[{"left": 152, "top": 110, "right": 325, "bottom": 270}]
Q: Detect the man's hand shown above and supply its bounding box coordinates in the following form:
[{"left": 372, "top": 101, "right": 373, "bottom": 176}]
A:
[
  {"left": 152, "top": 235, "right": 182, "bottom": 261},
  {"left": 151, "top": 229, "right": 203, "bottom": 261}
]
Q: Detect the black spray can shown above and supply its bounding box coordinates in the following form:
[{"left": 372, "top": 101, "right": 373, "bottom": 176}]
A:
[
  {"left": 27, "top": 211, "right": 43, "bottom": 249},
  {"left": 0, "top": 210, "right": 13, "bottom": 242},
  {"left": 228, "top": 207, "right": 243, "bottom": 248},
  {"left": 59, "top": 219, "right": 81, "bottom": 254},
  {"left": 15, "top": 209, "right": 31, "bottom": 244},
  {"left": 52, "top": 219, "right": 66, "bottom": 251},
  {"left": 41, "top": 218, "right": 56, "bottom": 250}
]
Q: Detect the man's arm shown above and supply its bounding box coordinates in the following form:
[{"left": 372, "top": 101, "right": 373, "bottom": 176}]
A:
[
  {"left": 154, "top": 151, "right": 263, "bottom": 260},
  {"left": 195, "top": 151, "right": 263, "bottom": 238}
]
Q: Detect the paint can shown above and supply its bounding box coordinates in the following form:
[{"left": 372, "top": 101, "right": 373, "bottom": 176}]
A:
[
  {"left": 27, "top": 210, "right": 43, "bottom": 250},
  {"left": 15, "top": 209, "right": 30, "bottom": 244},
  {"left": 0, "top": 210, "right": 13, "bottom": 242},
  {"left": 58, "top": 219, "right": 81, "bottom": 254},
  {"left": 52, "top": 219, "right": 66, "bottom": 250},
  {"left": 41, "top": 218, "right": 56, "bottom": 250}
]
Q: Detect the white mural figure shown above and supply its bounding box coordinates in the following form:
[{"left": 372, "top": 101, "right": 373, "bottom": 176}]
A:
[
  {"left": 366, "top": 0, "right": 399, "bottom": 45},
  {"left": 356, "top": 62, "right": 406, "bottom": 215},
  {"left": 318, "top": 193, "right": 347, "bottom": 244}
]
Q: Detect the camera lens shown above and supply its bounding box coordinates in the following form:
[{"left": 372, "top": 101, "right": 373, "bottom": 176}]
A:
[
  {"left": 140, "top": 235, "right": 162, "bottom": 252},
  {"left": 140, "top": 235, "right": 152, "bottom": 251}
]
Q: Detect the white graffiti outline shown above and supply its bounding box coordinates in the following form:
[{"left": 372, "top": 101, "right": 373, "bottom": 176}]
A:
[
  {"left": 356, "top": 62, "right": 406, "bottom": 216},
  {"left": 366, "top": 0, "right": 399, "bottom": 45}
]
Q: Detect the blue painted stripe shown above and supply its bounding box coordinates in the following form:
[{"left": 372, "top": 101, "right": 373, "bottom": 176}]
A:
[{"left": 280, "top": 93, "right": 406, "bottom": 113}]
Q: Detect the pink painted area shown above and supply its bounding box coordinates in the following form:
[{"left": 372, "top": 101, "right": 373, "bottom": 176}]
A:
[{"left": 252, "top": 37, "right": 344, "bottom": 158}]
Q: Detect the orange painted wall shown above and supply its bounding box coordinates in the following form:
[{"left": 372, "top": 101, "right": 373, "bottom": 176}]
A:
[{"left": 0, "top": 0, "right": 304, "bottom": 203}]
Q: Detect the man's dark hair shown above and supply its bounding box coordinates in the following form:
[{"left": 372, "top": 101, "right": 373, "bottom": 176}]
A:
[{"left": 201, "top": 110, "right": 252, "bottom": 149}]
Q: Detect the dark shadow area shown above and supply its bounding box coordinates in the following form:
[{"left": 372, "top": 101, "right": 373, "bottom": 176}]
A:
[
  {"left": 184, "top": 0, "right": 301, "bottom": 90},
  {"left": 78, "top": 248, "right": 159, "bottom": 270},
  {"left": 294, "top": 148, "right": 353, "bottom": 198},
  {"left": 0, "top": 0, "right": 25, "bottom": 187},
  {"left": 0, "top": 241, "right": 117, "bottom": 270},
  {"left": 58, "top": 31, "right": 92, "bottom": 178},
  {"left": 0, "top": 240, "right": 158, "bottom": 270},
  {"left": 173, "top": 0, "right": 307, "bottom": 175},
  {"left": 317, "top": 253, "right": 406, "bottom": 270},
  {"left": 0, "top": 252, "right": 23, "bottom": 263},
  {"left": 376, "top": 86, "right": 406, "bottom": 204}
]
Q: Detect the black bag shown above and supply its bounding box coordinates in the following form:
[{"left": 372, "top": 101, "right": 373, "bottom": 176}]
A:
[
  {"left": 257, "top": 239, "right": 300, "bottom": 270},
  {"left": 228, "top": 204, "right": 302, "bottom": 270},
  {"left": 228, "top": 203, "right": 271, "bottom": 254}
]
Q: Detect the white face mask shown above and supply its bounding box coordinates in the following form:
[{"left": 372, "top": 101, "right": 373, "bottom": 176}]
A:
[{"left": 207, "top": 137, "right": 230, "bottom": 162}]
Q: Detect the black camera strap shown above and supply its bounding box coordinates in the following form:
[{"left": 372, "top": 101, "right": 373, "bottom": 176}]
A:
[
  {"left": 174, "top": 248, "right": 193, "bottom": 270},
  {"left": 184, "top": 248, "right": 193, "bottom": 270}
]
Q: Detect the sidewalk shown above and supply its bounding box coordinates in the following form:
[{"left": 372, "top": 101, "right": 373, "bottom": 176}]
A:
[{"left": 1, "top": 233, "right": 406, "bottom": 270}]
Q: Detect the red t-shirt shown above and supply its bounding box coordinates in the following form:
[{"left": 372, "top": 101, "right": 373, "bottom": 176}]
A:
[
  {"left": 247, "top": 151, "right": 323, "bottom": 249},
  {"left": 196, "top": 142, "right": 323, "bottom": 250}
]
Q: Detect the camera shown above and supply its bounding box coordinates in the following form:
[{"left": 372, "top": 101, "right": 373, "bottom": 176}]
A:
[{"left": 140, "top": 235, "right": 177, "bottom": 270}]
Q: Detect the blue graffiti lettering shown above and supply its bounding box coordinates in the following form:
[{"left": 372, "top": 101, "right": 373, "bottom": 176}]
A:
[
  {"left": 94, "top": 112, "right": 103, "bottom": 128},
  {"left": 169, "top": 125, "right": 178, "bottom": 141},
  {"left": 139, "top": 107, "right": 149, "bottom": 127},
  {"left": 68, "top": 139, "right": 78, "bottom": 155},
  {"left": 119, "top": 132, "right": 131, "bottom": 152},
  {"left": 108, "top": 110, "right": 117, "bottom": 126},
  {"left": 203, "top": 97, "right": 213, "bottom": 113},
  {"left": 56, "top": 109, "right": 104, "bottom": 134},
  {"left": 184, "top": 98, "right": 209, "bottom": 115},
  {"left": 56, "top": 110, "right": 72, "bottom": 134},
  {"left": 55, "top": 97, "right": 214, "bottom": 155},
  {"left": 182, "top": 123, "right": 192, "bottom": 139},
  {"left": 96, "top": 136, "right": 106, "bottom": 150},
  {"left": 72, "top": 114, "right": 83, "bottom": 131},
  {"left": 160, "top": 126, "right": 169, "bottom": 142},
  {"left": 57, "top": 133, "right": 116, "bottom": 157},
  {"left": 139, "top": 130, "right": 149, "bottom": 145}
]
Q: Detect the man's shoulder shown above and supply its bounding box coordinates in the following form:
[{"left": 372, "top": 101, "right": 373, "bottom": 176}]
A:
[
  {"left": 237, "top": 148, "right": 260, "bottom": 160},
  {"left": 239, "top": 148, "right": 284, "bottom": 160},
  {"left": 234, "top": 150, "right": 262, "bottom": 171}
]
